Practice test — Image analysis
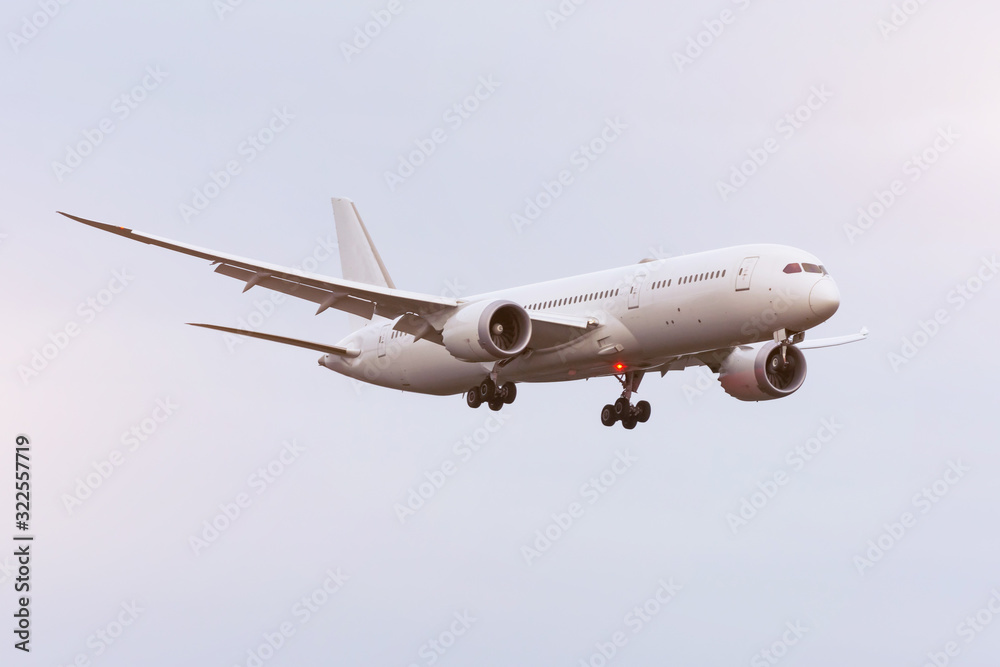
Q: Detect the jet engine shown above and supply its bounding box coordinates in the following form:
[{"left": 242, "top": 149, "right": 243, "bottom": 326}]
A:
[
  {"left": 441, "top": 300, "right": 532, "bottom": 362},
  {"left": 718, "top": 341, "right": 807, "bottom": 401}
]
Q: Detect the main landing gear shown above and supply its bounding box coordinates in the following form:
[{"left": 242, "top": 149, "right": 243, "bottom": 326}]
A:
[
  {"left": 601, "top": 370, "right": 650, "bottom": 429},
  {"left": 466, "top": 377, "right": 516, "bottom": 411}
]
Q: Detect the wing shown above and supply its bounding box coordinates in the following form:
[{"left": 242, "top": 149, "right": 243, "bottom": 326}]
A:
[
  {"left": 61, "top": 211, "right": 597, "bottom": 353},
  {"left": 59, "top": 212, "right": 459, "bottom": 324},
  {"left": 525, "top": 311, "right": 599, "bottom": 349},
  {"left": 651, "top": 327, "right": 870, "bottom": 374},
  {"left": 796, "top": 327, "right": 869, "bottom": 349}
]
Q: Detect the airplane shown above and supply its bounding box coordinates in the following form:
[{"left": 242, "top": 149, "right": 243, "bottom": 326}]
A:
[{"left": 59, "top": 198, "right": 867, "bottom": 429}]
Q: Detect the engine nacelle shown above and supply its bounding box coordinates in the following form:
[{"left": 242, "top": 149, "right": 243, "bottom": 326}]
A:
[
  {"left": 718, "top": 341, "right": 807, "bottom": 402},
  {"left": 441, "top": 300, "right": 532, "bottom": 362}
]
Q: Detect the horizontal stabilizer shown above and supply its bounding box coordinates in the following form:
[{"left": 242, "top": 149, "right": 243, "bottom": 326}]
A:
[{"left": 188, "top": 323, "right": 360, "bottom": 357}]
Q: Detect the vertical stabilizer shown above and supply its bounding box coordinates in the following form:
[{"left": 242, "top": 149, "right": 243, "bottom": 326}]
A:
[{"left": 331, "top": 197, "right": 395, "bottom": 330}]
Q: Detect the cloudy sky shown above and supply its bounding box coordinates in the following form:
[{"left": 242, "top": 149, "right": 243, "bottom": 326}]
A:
[{"left": 3, "top": 1, "right": 1000, "bottom": 665}]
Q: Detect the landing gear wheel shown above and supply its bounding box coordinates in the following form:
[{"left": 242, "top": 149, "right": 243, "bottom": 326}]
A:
[
  {"left": 614, "top": 397, "right": 630, "bottom": 418},
  {"left": 466, "top": 388, "right": 482, "bottom": 408},
  {"left": 603, "top": 369, "right": 651, "bottom": 431},
  {"left": 601, "top": 404, "right": 616, "bottom": 427},
  {"left": 500, "top": 382, "right": 517, "bottom": 404},
  {"left": 479, "top": 378, "right": 496, "bottom": 401},
  {"left": 487, "top": 397, "right": 504, "bottom": 411}
]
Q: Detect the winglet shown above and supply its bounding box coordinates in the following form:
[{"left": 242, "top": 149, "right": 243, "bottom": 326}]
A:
[{"left": 58, "top": 211, "right": 135, "bottom": 237}]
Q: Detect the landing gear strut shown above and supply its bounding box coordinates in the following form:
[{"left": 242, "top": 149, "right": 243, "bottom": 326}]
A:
[
  {"left": 465, "top": 377, "right": 516, "bottom": 411},
  {"left": 601, "top": 370, "right": 651, "bottom": 429},
  {"left": 773, "top": 328, "right": 805, "bottom": 364}
]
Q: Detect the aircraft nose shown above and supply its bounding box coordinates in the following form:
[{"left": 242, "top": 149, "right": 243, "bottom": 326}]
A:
[{"left": 809, "top": 278, "right": 840, "bottom": 320}]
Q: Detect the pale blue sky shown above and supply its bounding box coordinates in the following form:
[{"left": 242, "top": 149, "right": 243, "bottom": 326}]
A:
[{"left": 3, "top": 1, "right": 1000, "bottom": 665}]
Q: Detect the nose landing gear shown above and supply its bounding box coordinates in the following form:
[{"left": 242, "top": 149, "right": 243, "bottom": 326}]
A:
[{"left": 601, "top": 370, "right": 650, "bottom": 429}]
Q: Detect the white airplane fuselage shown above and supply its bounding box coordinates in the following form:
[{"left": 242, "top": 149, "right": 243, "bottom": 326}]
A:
[{"left": 322, "top": 243, "right": 840, "bottom": 396}]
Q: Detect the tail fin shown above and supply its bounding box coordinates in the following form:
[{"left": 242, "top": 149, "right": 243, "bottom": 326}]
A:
[{"left": 331, "top": 197, "right": 395, "bottom": 330}]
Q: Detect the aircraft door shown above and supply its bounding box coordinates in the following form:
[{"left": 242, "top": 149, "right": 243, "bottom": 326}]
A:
[
  {"left": 377, "top": 326, "right": 388, "bottom": 358},
  {"left": 628, "top": 274, "right": 645, "bottom": 309},
  {"left": 735, "top": 256, "right": 759, "bottom": 292}
]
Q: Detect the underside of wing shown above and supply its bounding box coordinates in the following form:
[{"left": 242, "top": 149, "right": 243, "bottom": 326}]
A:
[{"left": 526, "top": 311, "right": 600, "bottom": 350}]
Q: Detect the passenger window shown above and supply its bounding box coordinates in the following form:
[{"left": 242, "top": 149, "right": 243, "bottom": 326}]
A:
[
  {"left": 783, "top": 263, "right": 802, "bottom": 273},
  {"left": 802, "top": 263, "right": 822, "bottom": 274}
]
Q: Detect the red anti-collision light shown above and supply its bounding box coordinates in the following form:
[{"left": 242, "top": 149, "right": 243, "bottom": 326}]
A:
[{"left": 614, "top": 362, "right": 626, "bottom": 371}]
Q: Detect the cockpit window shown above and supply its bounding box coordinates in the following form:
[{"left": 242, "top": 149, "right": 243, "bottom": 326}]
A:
[
  {"left": 819, "top": 265, "right": 829, "bottom": 275},
  {"left": 783, "top": 263, "right": 802, "bottom": 273},
  {"left": 802, "top": 263, "right": 823, "bottom": 274}
]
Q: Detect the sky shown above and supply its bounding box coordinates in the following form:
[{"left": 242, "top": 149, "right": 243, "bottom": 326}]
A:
[{"left": 3, "top": 1, "right": 1000, "bottom": 665}]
